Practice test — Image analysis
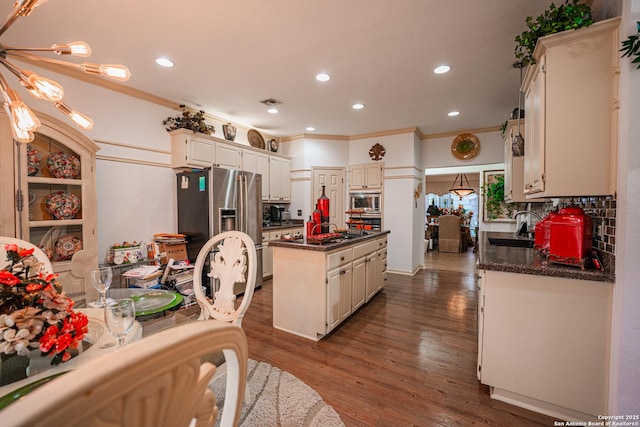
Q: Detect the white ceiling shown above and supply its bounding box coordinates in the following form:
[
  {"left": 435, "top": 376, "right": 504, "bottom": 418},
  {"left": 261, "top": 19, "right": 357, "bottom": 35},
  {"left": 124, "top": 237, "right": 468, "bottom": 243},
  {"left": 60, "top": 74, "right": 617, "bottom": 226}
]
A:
[{"left": 2, "top": 0, "right": 568, "bottom": 138}]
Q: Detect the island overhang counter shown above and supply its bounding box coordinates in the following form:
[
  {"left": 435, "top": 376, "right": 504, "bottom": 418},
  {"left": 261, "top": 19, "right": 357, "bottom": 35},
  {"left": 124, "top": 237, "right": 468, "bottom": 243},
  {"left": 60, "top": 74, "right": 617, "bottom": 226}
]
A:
[{"left": 270, "top": 231, "right": 389, "bottom": 341}]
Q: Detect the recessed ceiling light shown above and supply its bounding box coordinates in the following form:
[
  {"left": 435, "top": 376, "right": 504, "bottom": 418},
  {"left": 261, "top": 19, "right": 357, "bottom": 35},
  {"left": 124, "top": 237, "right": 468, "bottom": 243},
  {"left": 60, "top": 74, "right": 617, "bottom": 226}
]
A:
[
  {"left": 155, "top": 57, "right": 175, "bottom": 68},
  {"left": 267, "top": 107, "right": 279, "bottom": 114},
  {"left": 352, "top": 103, "right": 365, "bottom": 110},
  {"left": 434, "top": 65, "right": 451, "bottom": 74},
  {"left": 306, "top": 126, "right": 316, "bottom": 131},
  {"left": 315, "top": 73, "right": 331, "bottom": 82},
  {"left": 448, "top": 111, "right": 460, "bottom": 117}
]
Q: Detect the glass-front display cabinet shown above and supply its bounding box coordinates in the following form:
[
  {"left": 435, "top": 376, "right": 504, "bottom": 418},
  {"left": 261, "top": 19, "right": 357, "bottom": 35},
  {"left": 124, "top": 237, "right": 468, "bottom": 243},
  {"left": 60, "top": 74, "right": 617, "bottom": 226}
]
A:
[{"left": 0, "top": 111, "right": 99, "bottom": 305}]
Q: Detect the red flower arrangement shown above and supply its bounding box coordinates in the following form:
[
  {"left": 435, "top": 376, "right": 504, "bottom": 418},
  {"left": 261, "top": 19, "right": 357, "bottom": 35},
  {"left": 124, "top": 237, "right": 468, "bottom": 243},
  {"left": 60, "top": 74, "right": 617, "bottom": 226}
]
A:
[{"left": 0, "top": 244, "right": 88, "bottom": 365}]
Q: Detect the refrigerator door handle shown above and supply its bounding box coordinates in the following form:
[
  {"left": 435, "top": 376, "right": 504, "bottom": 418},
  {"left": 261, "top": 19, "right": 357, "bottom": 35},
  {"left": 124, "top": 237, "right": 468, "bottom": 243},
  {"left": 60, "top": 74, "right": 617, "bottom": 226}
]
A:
[
  {"left": 242, "top": 174, "right": 249, "bottom": 233},
  {"left": 238, "top": 173, "right": 245, "bottom": 233}
]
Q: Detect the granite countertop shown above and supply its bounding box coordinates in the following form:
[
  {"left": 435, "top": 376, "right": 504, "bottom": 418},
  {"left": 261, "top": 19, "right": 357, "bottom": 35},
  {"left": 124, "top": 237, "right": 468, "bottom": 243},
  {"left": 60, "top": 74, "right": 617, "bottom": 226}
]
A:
[
  {"left": 477, "top": 231, "right": 614, "bottom": 283},
  {"left": 269, "top": 230, "right": 390, "bottom": 252},
  {"left": 263, "top": 221, "right": 304, "bottom": 231}
]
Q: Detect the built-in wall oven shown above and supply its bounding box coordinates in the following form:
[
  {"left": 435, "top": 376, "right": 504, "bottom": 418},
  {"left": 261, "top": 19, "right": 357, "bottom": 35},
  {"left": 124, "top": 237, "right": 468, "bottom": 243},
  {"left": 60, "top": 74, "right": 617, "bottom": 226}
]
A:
[{"left": 349, "top": 193, "right": 382, "bottom": 230}]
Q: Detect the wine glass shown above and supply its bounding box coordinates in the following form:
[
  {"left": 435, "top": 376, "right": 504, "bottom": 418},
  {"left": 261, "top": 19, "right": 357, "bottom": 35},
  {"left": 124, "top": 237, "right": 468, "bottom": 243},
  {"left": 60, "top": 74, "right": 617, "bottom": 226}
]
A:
[
  {"left": 104, "top": 298, "right": 136, "bottom": 347},
  {"left": 89, "top": 267, "right": 113, "bottom": 308}
]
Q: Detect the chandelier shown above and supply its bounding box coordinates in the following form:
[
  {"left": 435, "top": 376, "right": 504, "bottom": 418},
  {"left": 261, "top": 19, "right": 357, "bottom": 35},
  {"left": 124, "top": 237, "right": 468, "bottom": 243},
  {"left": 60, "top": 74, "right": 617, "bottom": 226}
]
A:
[
  {"left": 449, "top": 173, "right": 475, "bottom": 197},
  {"left": 0, "top": 0, "right": 130, "bottom": 143}
]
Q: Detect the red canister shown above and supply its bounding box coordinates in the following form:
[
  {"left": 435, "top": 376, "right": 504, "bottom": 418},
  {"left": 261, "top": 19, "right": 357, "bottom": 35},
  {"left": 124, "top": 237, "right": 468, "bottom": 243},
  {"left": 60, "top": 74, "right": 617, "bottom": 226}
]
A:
[{"left": 548, "top": 207, "right": 593, "bottom": 267}]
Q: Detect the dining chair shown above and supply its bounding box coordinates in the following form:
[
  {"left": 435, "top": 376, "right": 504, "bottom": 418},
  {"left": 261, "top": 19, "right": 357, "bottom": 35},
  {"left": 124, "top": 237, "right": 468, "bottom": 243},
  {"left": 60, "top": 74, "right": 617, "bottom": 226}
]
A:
[
  {"left": 0, "top": 236, "right": 54, "bottom": 274},
  {"left": 192, "top": 230, "right": 257, "bottom": 404},
  {"left": 1, "top": 321, "right": 248, "bottom": 427},
  {"left": 437, "top": 215, "right": 463, "bottom": 253}
]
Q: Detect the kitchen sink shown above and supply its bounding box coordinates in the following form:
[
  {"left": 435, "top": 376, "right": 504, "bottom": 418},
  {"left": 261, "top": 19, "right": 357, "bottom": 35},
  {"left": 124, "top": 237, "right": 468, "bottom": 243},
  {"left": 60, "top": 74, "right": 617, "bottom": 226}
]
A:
[{"left": 487, "top": 237, "right": 534, "bottom": 248}]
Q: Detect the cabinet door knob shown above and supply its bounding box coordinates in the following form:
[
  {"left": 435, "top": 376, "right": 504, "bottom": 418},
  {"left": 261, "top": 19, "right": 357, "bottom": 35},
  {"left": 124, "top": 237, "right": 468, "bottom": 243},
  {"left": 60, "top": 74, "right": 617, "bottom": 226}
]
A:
[{"left": 340, "top": 256, "right": 345, "bottom": 261}]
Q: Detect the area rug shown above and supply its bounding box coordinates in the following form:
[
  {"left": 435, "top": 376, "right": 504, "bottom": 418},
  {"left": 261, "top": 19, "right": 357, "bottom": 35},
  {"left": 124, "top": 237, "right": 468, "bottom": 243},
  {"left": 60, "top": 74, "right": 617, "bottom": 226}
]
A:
[{"left": 209, "top": 359, "right": 345, "bottom": 427}]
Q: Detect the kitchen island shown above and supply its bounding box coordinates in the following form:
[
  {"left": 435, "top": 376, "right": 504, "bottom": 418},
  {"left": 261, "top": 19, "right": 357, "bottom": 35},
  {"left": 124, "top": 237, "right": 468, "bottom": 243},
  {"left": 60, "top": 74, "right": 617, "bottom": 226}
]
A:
[
  {"left": 270, "top": 230, "right": 389, "bottom": 341},
  {"left": 476, "top": 231, "right": 613, "bottom": 421}
]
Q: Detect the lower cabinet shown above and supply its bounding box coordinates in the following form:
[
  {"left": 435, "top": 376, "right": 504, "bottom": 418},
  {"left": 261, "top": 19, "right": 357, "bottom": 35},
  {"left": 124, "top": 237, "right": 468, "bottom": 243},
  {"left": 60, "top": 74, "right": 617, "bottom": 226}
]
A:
[
  {"left": 477, "top": 269, "right": 612, "bottom": 420},
  {"left": 272, "top": 234, "right": 388, "bottom": 341},
  {"left": 262, "top": 227, "right": 303, "bottom": 278}
]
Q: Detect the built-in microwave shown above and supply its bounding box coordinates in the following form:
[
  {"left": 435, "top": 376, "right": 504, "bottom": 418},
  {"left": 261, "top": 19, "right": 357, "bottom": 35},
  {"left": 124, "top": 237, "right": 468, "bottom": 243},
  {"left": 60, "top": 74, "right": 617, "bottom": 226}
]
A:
[{"left": 350, "top": 192, "right": 381, "bottom": 213}]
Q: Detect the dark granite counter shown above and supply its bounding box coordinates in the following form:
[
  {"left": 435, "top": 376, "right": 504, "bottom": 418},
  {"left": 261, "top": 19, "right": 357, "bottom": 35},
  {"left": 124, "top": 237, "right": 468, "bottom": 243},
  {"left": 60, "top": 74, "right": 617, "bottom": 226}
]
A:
[
  {"left": 263, "top": 221, "right": 304, "bottom": 231},
  {"left": 269, "top": 230, "right": 390, "bottom": 252},
  {"left": 477, "top": 231, "right": 614, "bottom": 283}
]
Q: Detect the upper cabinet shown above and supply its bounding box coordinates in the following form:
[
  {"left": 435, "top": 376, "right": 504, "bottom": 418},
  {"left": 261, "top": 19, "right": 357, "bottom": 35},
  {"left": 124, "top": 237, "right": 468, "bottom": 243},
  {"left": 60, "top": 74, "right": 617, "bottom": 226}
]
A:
[
  {"left": 503, "top": 120, "right": 527, "bottom": 203},
  {"left": 522, "top": 18, "right": 620, "bottom": 198},
  {"left": 0, "top": 111, "right": 99, "bottom": 305},
  {"left": 170, "top": 129, "right": 290, "bottom": 202},
  {"left": 269, "top": 156, "right": 291, "bottom": 202},
  {"left": 350, "top": 162, "right": 383, "bottom": 191},
  {"left": 170, "top": 129, "right": 241, "bottom": 170}
]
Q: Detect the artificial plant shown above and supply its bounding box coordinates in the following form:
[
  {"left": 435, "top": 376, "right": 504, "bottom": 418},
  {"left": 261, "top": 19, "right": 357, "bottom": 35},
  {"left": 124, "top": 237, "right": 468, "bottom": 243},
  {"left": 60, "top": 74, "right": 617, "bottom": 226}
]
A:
[
  {"left": 514, "top": 0, "right": 593, "bottom": 66},
  {"left": 163, "top": 105, "right": 215, "bottom": 135},
  {"left": 620, "top": 21, "right": 640, "bottom": 69}
]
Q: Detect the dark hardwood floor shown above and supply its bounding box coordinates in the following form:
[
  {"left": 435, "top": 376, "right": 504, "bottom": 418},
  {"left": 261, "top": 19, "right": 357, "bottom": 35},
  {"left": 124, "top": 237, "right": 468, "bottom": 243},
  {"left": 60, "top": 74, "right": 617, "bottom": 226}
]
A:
[{"left": 241, "top": 249, "right": 557, "bottom": 426}]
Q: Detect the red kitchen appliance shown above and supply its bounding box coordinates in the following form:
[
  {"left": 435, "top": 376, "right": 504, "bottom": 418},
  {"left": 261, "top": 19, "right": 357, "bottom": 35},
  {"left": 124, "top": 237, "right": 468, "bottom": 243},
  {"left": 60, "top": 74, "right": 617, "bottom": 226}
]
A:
[{"left": 546, "top": 207, "right": 593, "bottom": 269}]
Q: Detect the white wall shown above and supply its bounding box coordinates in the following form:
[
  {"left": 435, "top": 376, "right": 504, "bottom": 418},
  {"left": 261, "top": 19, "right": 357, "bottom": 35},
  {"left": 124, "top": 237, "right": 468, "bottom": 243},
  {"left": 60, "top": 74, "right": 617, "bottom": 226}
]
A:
[{"left": 609, "top": 0, "right": 640, "bottom": 413}]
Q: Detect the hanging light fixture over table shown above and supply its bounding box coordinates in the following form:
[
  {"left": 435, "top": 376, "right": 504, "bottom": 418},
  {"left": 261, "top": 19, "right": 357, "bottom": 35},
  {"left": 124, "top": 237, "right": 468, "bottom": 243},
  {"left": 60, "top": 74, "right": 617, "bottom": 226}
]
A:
[
  {"left": 0, "top": 0, "right": 130, "bottom": 142},
  {"left": 449, "top": 173, "right": 475, "bottom": 197}
]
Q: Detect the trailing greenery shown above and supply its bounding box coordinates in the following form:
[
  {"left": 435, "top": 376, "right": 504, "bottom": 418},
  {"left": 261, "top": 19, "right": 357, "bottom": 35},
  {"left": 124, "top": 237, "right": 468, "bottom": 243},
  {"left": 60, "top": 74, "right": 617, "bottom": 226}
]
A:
[
  {"left": 163, "top": 105, "right": 215, "bottom": 135},
  {"left": 620, "top": 21, "right": 640, "bottom": 70},
  {"left": 514, "top": 0, "right": 593, "bottom": 66}
]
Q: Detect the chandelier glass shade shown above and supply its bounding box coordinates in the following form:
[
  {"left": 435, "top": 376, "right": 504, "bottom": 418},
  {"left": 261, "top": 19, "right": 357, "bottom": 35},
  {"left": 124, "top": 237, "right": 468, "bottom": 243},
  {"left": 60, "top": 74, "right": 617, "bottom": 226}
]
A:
[
  {"left": 0, "top": 0, "right": 130, "bottom": 142},
  {"left": 449, "top": 173, "right": 475, "bottom": 197}
]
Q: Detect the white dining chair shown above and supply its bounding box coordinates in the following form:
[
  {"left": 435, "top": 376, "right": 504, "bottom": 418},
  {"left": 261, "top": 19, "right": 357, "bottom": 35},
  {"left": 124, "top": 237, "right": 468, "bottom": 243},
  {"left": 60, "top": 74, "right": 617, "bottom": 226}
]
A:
[
  {"left": 192, "top": 230, "right": 257, "bottom": 405},
  {"left": 1, "top": 321, "right": 248, "bottom": 427},
  {"left": 0, "top": 236, "right": 54, "bottom": 274}
]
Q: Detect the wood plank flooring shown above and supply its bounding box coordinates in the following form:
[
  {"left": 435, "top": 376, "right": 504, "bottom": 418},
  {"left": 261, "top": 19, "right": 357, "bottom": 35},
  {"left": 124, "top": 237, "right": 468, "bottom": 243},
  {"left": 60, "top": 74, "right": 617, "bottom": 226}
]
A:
[{"left": 241, "top": 250, "right": 557, "bottom": 426}]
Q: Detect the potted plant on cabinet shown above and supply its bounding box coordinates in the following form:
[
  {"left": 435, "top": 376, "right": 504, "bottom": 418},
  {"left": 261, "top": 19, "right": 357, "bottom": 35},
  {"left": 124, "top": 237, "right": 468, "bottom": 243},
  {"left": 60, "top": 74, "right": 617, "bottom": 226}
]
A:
[
  {"left": 514, "top": 0, "right": 593, "bottom": 66},
  {"left": 162, "top": 105, "right": 215, "bottom": 135}
]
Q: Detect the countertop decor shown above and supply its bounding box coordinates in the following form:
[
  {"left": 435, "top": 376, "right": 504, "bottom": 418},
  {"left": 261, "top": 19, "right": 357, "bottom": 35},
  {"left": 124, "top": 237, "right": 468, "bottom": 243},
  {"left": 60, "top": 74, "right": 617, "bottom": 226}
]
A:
[
  {"left": 0, "top": 244, "right": 89, "bottom": 367},
  {"left": 477, "top": 232, "right": 614, "bottom": 283}
]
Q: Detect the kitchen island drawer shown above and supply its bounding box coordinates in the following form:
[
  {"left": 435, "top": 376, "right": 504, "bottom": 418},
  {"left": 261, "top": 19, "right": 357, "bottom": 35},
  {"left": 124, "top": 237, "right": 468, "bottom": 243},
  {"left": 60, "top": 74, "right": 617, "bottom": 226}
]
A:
[
  {"left": 327, "top": 248, "right": 353, "bottom": 270},
  {"left": 354, "top": 240, "right": 378, "bottom": 259}
]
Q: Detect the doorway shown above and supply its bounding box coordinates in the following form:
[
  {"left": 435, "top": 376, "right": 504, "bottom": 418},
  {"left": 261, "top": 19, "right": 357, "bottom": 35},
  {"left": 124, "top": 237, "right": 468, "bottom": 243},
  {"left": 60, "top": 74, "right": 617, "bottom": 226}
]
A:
[{"left": 311, "top": 167, "right": 346, "bottom": 229}]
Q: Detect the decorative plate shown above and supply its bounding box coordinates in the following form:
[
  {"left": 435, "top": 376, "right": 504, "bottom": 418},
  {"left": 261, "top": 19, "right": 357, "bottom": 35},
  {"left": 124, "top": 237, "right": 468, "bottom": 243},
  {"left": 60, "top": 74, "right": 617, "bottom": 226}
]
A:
[
  {"left": 44, "top": 191, "right": 81, "bottom": 220},
  {"left": 46, "top": 152, "right": 80, "bottom": 179},
  {"left": 451, "top": 133, "right": 480, "bottom": 160},
  {"left": 247, "top": 129, "right": 265, "bottom": 149},
  {"left": 27, "top": 144, "right": 40, "bottom": 176},
  {"left": 269, "top": 138, "right": 279, "bottom": 152},
  {"left": 54, "top": 235, "right": 83, "bottom": 260},
  {"left": 130, "top": 292, "right": 183, "bottom": 316},
  {"left": 0, "top": 371, "right": 69, "bottom": 410}
]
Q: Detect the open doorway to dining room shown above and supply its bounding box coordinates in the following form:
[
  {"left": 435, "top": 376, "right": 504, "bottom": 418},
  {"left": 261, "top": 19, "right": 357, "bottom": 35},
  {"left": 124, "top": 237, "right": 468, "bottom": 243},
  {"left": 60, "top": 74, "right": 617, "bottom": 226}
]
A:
[{"left": 424, "top": 171, "right": 480, "bottom": 253}]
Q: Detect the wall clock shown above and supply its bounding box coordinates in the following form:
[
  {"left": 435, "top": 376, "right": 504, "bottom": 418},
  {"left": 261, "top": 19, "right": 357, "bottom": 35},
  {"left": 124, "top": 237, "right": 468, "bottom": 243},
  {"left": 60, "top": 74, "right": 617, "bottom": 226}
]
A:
[{"left": 451, "top": 133, "right": 480, "bottom": 160}]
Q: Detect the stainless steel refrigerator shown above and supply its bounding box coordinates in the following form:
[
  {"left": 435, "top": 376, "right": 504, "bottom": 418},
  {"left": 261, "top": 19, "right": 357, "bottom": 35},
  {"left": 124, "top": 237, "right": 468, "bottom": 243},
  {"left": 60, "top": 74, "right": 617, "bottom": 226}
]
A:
[{"left": 176, "top": 167, "right": 263, "bottom": 294}]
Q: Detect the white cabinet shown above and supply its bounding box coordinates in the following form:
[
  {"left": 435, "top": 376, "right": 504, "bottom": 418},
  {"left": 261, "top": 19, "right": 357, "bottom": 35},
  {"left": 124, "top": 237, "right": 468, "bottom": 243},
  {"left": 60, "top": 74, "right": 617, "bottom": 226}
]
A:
[
  {"left": 350, "top": 162, "right": 383, "bottom": 190},
  {"left": 353, "top": 236, "right": 387, "bottom": 303},
  {"left": 261, "top": 232, "right": 272, "bottom": 278},
  {"left": 327, "top": 248, "right": 353, "bottom": 331},
  {"left": 269, "top": 156, "right": 291, "bottom": 201},
  {"left": 257, "top": 152, "right": 270, "bottom": 201},
  {"left": 241, "top": 148, "right": 257, "bottom": 173},
  {"left": 522, "top": 18, "right": 620, "bottom": 198},
  {"left": 170, "top": 129, "right": 241, "bottom": 170},
  {"left": 0, "top": 111, "right": 99, "bottom": 306},
  {"left": 272, "top": 233, "right": 388, "bottom": 341},
  {"left": 478, "top": 269, "right": 612, "bottom": 419},
  {"left": 503, "top": 120, "right": 527, "bottom": 203}
]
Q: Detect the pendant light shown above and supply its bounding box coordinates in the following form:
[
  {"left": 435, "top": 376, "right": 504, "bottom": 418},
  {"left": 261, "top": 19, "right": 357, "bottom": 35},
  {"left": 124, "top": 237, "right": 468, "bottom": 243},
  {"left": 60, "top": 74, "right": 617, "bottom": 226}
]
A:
[
  {"left": 0, "top": 0, "right": 130, "bottom": 142},
  {"left": 449, "top": 173, "right": 475, "bottom": 197}
]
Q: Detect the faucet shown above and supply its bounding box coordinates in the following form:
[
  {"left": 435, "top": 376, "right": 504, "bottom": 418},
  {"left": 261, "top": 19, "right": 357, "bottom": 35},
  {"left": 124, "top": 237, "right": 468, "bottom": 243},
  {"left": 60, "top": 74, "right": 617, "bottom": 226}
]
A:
[{"left": 513, "top": 211, "right": 542, "bottom": 237}]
